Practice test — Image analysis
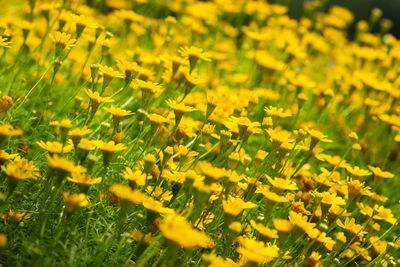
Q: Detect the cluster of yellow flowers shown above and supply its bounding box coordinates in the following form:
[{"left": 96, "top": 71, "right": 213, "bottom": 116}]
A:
[{"left": 0, "top": 0, "right": 399, "bottom": 266}]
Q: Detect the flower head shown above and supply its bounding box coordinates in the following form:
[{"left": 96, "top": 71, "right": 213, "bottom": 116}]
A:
[
  {"left": 99, "top": 65, "right": 124, "bottom": 89},
  {"left": 46, "top": 154, "right": 80, "bottom": 180},
  {"left": 109, "top": 184, "right": 148, "bottom": 205},
  {"left": 346, "top": 165, "right": 372, "bottom": 179},
  {"left": 0, "top": 37, "right": 11, "bottom": 48},
  {"left": 0, "top": 124, "right": 23, "bottom": 139},
  {"left": 305, "top": 128, "right": 332, "bottom": 146},
  {"left": 104, "top": 106, "right": 134, "bottom": 119},
  {"left": 250, "top": 220, "right": 279, "bottom": 239},
  {"left": 63, "top": 191, "right": 90, "bottom": 213},
  {"left": 85, "top": 89, "right": 114, "bottom": 105},
  {"left": 50, "top": 31, "right": 76, "bottom": 55},
  {"left": 121, "top": 167, "right": 147, "bottom": 187},
  {"left": 267, "top": 176, "right": 298, "bottom": 193},
  {"left": 178, "top": 46, "right": 211, "bottom": 71},
  {"left": 236, "top": 236, "right": 280, "bottom": 264},
  {"left": 2, "top": 156, "right": 39, "bottom": 183},
  {"left": 166, "top": 99, "right": 196, "bottom": 125},
  {"left": 222, "top": 196, "right": 257, "bottom": 217},
  {"left": 2, "top": 210, "right": 30, "bottom": 224},
  {"left": 37, "top": 140, "right": 73, "bottom": 154},
  {"left": 159, "top": 213, "right": 214, "bottom": 249},
  {"left": 368, "top": 165, "right": 394, "bottom": 180},
  {"left": 94, "top": 140, "right": 127, "bottom": 153},
  {"left": 67, "top": 172, "right": 102, "bottom": 187}
]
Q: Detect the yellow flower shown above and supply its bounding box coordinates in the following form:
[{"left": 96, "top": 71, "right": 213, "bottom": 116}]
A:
[
  {"left": 356, "top": 202, "right": 375, "bottom": 217},
  {"left": 159, "top": 213, "right": 214, "bottom": 249},
  {"left": 142, "top": 198, "right": 174, "bottom": 215},
  {"left": 178, "top": 46, "right": 211, "bottom": 62},
  {"left": 59, "top": 119, "right": 72, "bottom": 129},
  {"left": 115, "top": 9, "right": 144, "bottom": 23},
  {"left": 67, "top": 172, "right": 102, "bottom": 186},
  {"left": 146, "top": 113, "right": 168, "bottom": 125},
  {"left": 2, "top": 210, "right": 30, "bottom": 224},
  {"left": 103, "top": 106, "right": 134, "bottom": 119},
  {"left": 291, "top": 201, "right": 312, "bottom": 215},
  {"left": 71, "top": 14, "right": 97, "bottom": 36},
  {"left": 0, "top": 95, "right": 13, "bottom": 112},
  {"left": 374, "top": 206, "right": 397, "bottom": 225},
  {"left": 63, "top": 191, "right": 90, "bottom": 213},
  {"left": 78, "top": 138, "right": 96, "bottom": 151},
  {"left": 304, "top": 128, "right": 332, "bottom": 145},
  {"left": 202, "top": 254, "right": 239, "bottom": 267},
  {"left": 183, "top": 71, "right": 203, "bottom": 92},
  {"left": 174, "top": 144, "right": 199, "bottom": 161},
  {"left": 1, "top": 156, "right": 39, "bottom": 182},
  {"left": 336, "top": 217, "right": 367, "bottom": 238},
  {"left": 288, "top": 211, "right": 316, "bottom": 235},
  {"left": 0, "top": 150, "right": 17, "bottom": 163},
  {"left": 200, "top": 123, "right": 215, "bottom": 144},
  {"left": 137, "top": 79, "right": 163, "bottom": 101},
  {"left": 346, "top": 179, "right": 371, "bottom": 199},
  {"left": 121, "top": 167, "right": 146, "bottom": 187},
  {"left": 166, "top": 99, "right": 196, "bottom": 113},
  {"left": 264, "top": 106, "right": 291, "bottom": 119},
  {"left": 68, "top": 126, "right": 92, "bottom": 137},
  {"left": 255, "top": 50, "right": 286, "bottom": 71},
  {"left": 195, "top": 161, "right": 227, "bottom": 184},
  {"left": 236, "top": 236, "right": 280, "bottom": 264},
  {"left": 46, "top": 154, "right": 79, "bottom": 177},
  {"left": 272, "top": 218, "right": 294, "bottom": 233},
  {"left": 146, "top": 186, "right": 173, "bottom": 203},
  {"left": 346, "top": 165, "right": 372, "bottom": 179},
  {"left": 0, "top": 124, "right": 23, "bottom": 138},
  {"left": 370, "top": 236, "right": 387, "bottom": 256},
  {"left": 229, "top": 221, "right": 243, "bottom": 233},
  {"left": 110, "top": 184, "right": 149, "bottom": 205},
  {"left": 68, "top": 126, "right": 93, "bottom": 147},
  {"left": 104, "top": 106, "right": 134, "bottom": 128},
  {"left": 99, "top": 65, "right": 124, "bottom": 79},
  {"left": 94, "top": 140, "right": 127, "bottom": 153},
  {"left": 229, "top": 116, "right": 259, "bottom": 137},
  {"left": 368, "top": 165, "right": 394, "bottom": 179},
  {"left": 267, "top": 176, "right": 298, "bottom": 193},
  {"left": 250, "top": 220, "right": 279, "bottom": 239},
  {"left": 178, "top": 46, "right": 211, "bottom": 70},
  {"left": 0, "top": 233, "right": 6, "bottom": 249},
  {"left": 98, "top": 64, "right": 124, "bottom": 90},
  {"left": 308, "top": 229, "right": 335, "bottom": 250},
  {"left": 85, "top": 89, "right": 114, "bottom": 105},
  {"left": 50, "top": 31, "right": 76, "bottom": 51},
  {"left": 222, "top": 196, "right": 257, "bottom": 217},
  {"left": 162, "top": 170, "right": 186, "bottom": 184},
  {"left": 166, "top": 99, "right": 196, "bottom": 125},
  {"left": 318, "top": 154, "right": 348, "bottom": 169},
  {"left": 321, "top": 192, "right": 346, "bottom": 206},
  {"left": 257, "top": 186, "right": 289, "bottom": 203},
  {"left": 379, "top": 114, "right": 400, "bottom": 128},
  {"left": 37, "top": 140, "right": 74, "bottom": 154},
  {"left": 94, "top": 140, "right": 127, "bottom": 164},
  {"left": 267, "top": 128, "right": 294, "bottom": 146},
  {"left": 130, "top": 230, "right": 158, "bottom": 246},
  {"left": 0, "top": 37, "right": 10, "bottom": 48},
  {"left": 305, "top": 251, "right": 322, "bottom": 267}
]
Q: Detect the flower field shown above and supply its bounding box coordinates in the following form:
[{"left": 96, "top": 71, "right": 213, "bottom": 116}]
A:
[{"left": 0, "top": 0, "right": 399, "bottom": 266}]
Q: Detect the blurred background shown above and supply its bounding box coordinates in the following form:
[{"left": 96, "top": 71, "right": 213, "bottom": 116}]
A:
[
  {"left": 86, "top": 0, "right": 400, "bottom": 38},
  {"left": 329, "top": 0, "right": 400, "bottom": 35},
  {"left": 286, "top": 0, "right": 400, "bottom": 37}
]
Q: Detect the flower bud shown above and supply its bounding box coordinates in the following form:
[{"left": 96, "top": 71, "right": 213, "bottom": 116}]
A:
[{"left": 143, "top": 154, "right": 156, "bottom": 174}]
